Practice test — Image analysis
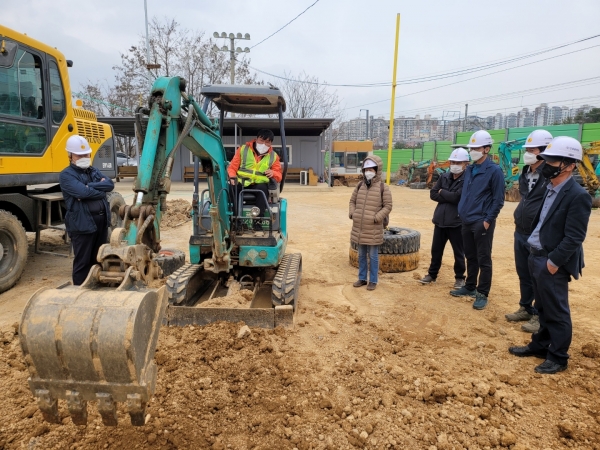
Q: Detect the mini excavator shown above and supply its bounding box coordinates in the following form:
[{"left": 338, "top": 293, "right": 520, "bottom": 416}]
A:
[{"left": 18, "top": 77, "right": 302, "bottom": 427}]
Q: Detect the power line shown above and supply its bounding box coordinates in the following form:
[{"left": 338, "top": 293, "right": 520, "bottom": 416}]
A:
[
  {"left": 250, "top": 0, "right": 320, "bottom": 49},
  {"left": 342, "top": 44, "right": 600, "bottom": 111},
  {"left": 366, "top": 77, "right": 600, "bottom": 119},
  {"left": 251, "top": 33, "right": 600, "bottom": 88}
]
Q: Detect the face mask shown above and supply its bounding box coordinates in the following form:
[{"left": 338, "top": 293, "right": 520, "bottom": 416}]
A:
[
  {"left": 364, "top": 170, "right": 376, "bottom": 181},
  {"left": 469, "top": 150, "right": 483, "bottom": 162},
  {"left": 450, "top": 164, "right": 464, "bottom": 174},
  {"left": 523, "top": 152, "right": 539, "bottom": 165},
  {"left": 541, "top": 163, "right": 565, "bottom": 180},
  {"left": 75, "top": 157, "right": 91, "bottom": 169},
  {"left": 256, "top": 143, "right": 269, "bottom": 154}
]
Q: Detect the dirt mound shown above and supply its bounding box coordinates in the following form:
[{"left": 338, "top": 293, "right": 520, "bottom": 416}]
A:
[
  {"left": 161, "top": 199, "right": 192, "bottom": 229},
  {"left": 199, "top": 289, "right": 254, "bottom": 308},
  {"left": 2, "top": 315, "right": 600, "bottom": 449}
]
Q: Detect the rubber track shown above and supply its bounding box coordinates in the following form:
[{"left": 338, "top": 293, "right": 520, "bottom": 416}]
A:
[
  {"left": 166, "top": 263, "right": 203, "bottom": 305},
  {"left": 154, "top": 248, "right": 186, "bottom": 278},
  {"left": 410, "top": 182, "right": 427, "bottom": 189},
  {"left": 271, "top": 253, "right": 302, "bottom": 310},
  {"left": 350, "top": 227, "right": 420, "bottom": 255}
]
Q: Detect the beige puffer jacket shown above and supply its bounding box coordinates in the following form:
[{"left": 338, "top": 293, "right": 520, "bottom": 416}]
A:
[{"left": 349, "top": 155, "right": 393, "bottom": 245}]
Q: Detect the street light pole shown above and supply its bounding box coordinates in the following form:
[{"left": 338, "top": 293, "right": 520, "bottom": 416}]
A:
[{"left": 213, "top": 32, "right": 250, "bottom": 117}]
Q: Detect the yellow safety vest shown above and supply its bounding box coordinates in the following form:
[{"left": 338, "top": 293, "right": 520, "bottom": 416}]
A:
[{"left": 236, "top": 145, "right": 275, "bottom": 187}]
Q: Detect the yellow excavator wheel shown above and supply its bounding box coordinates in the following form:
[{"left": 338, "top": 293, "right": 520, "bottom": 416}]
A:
[{"left": 348, "top": 247, "right": 419, "bottom": 273}]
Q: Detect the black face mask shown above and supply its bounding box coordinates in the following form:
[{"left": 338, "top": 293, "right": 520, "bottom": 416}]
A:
[{"left": 541, "top": 163, "right": 563, "bottom": 180}]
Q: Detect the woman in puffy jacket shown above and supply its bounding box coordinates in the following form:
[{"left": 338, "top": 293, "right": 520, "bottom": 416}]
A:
[{"left": 349, "top": 155, "right": 393, "bottom": 291}]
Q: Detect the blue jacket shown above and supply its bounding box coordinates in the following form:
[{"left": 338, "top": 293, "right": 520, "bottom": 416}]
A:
[
  {"left": 532, "top": 177, "right": 592, "bottom": 279},
  {"left": 458, "top": 157, "right": 505, "bottom": 225},
  {"left": 59, "top": 164, "right": 114, "bottom": 235}
]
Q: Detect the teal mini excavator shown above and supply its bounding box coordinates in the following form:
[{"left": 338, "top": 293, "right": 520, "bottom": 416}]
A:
[{"left": 18, "top": 77, "right": 302, "bottom": 427}]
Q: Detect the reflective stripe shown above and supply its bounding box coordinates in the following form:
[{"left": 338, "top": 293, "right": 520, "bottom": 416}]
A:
[{"left": 236, "top": 144, "right": 275, "bottom": 186}]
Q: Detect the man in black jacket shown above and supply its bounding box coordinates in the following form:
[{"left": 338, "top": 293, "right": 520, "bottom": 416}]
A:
[
  {"left": 509, "top": 136, "right": 592, "bottom": 374},
  {"left": 505, "top": 130, "right": 552, "bottom": 333},
  {"left": 59, "top": 135, "right": 114, "bottom": 285},
  {"left": 419, "top": 148, "right": 468, "bottom": 288}
]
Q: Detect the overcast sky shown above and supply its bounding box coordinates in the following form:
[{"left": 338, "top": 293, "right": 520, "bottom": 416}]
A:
[{"left": 4, "top": 0, "right": 600, "bottom": 121}]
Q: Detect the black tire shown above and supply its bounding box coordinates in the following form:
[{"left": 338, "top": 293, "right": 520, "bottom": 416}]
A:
[
  {"left": 0, "top": 210, "right": 28, "bottom": 293},
  {"left": 106, "top": 192, "right": 126, "bottom": 236},
  {"left": 350, "top": 227, "right": 420, "bottom": 255},
  {"left": 410, "top": 182, "right": 427, "bottom": 189},
  {"left": 154, "top": 248, "right": 186, "bottom": 278}
]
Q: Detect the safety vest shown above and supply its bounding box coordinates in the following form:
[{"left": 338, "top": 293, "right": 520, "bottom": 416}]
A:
[{"left": 236, "top": 145, "right": 275, "bottom": 187}]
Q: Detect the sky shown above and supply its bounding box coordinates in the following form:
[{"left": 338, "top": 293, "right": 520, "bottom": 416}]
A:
[{"left": 3, "top": 0, "right": 600, "bottom": 121}]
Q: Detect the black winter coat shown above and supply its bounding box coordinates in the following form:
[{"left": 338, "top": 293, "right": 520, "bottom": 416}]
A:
[
  {"left": 513, "top": 162, "right": 547, "bottom": 235},
  {"left": 430, "top": 171, "right": 465, "bottom": 228},
  {"left": 59, "top": 164, "right": 114, "bottom": 235}
]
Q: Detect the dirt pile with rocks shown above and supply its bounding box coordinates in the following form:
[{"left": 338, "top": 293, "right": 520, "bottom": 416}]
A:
[
  {"left": 161, "top": 199, "right": 192, "bottom": 229},
  {"left": 2, "top": 312, "right": 600, "bottom": 450}
]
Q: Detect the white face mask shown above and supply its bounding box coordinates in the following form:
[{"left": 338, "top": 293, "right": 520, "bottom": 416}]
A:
[
  {"left": 450, "top": 164, "right": 464, "bottom": 174},
  {"left": 523, "top": 152, "right": 539, "bottom": 166},
  {"left": 469, "top": 150, "right": 484, "bottom": 162},
  {"left": 75, "top": 157, "right": 91, "bottom": 169},
  {"left": 364, "top": 170, "right": 376, "bottom": 181},
  {"left": 256, "top": 143, "right": 269, "bottom": 154}
]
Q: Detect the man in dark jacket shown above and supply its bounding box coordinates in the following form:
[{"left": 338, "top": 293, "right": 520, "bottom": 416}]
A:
[
  {"left": 419, "top": 148, "right": 468, "bottom": 288},
  {"left": 451, "top": 130, "right": 505, "bottom": 310},
  {"left": 509, "top": 136, "right": 592, "bottom": 374},
  {"left": 505, "top": 130, "right": 552, "bottom": 333},
  {"left": 59, "top": 135, "right": 114, "bottom": 285}
]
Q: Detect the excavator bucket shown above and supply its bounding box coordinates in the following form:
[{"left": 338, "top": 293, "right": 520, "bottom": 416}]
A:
[{"left": 19, "top": 281, "right": 167, "bottom": 426}]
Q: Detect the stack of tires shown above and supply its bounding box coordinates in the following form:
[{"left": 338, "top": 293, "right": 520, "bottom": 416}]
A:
[{"left": 349, "top": 227, "right": 420, "bottom": 273}]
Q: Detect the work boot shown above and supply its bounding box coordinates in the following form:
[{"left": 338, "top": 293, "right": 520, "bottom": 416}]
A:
[
  {"left": 453, "top": 278, "right": 465, "bottom": 289},
  {"left": 367, "top": 282, "right": 377, "bottom": 291},
  {"left": 419, "top": 274, "right": 435, "bottom": 285},
  {"left": 353, "top": 280, "right": 368, "bottom": 288},
  {"left": 472, "top": 291, "right": 488, "bottom": 310},
  {"left": 521, "top": 315, "right": 540, "bottom": 333},
  {"left": 505, "top": 306, "right": 533, "bottom": 322},
  {"left": 449, "top": 286, "right": 476, "bottom": 298},
  {"left": 534, "top": 359, "right": 567, "bottom": 374}
]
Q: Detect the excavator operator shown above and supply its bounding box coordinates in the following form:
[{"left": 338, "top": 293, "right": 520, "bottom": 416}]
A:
[{"left": 227, "top": 129, "right": 282, "bottom": 231}]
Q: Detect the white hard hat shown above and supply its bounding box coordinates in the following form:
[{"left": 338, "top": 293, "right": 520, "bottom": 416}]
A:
[
  {"left": 524, "top": 129, "right": 553, "bottom": 148},
  {"left": 448, "top": 148, "right": 469, "bottom": 162},
  {"left": 467, "top": 130, "right": 493, "bottom": 148},
  {"left": 539, "top": 136, "right": 582, "bottom": 161},
  {"left": 66, "top": 135, "right": 92, "bottom": 155},
  {"left": 363, "top": 159, "right": 377, "bottom": 168}
]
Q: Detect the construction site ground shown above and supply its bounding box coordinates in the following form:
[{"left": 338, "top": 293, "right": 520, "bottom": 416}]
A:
[{"left": 1, "top": 181, "right": 600, "bottom": 450}]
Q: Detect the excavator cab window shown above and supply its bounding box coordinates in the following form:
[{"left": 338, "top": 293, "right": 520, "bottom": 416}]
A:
[
  {"left": 0, "top": 45, "right": 47, "bottom": 154},
  {"left": 48, "top": 61, "right": 65, "bottom": 124}
]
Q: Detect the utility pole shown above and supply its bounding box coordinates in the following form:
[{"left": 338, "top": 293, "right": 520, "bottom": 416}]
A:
[
  {"left": 213, "top": 32, "right": 250, "bottom": 117},
  {"left": 360, "top": 109, "right": 369, "bottom": 140},
  {"left": 463, "top": 103, "right": 469, "bottom": 132}
]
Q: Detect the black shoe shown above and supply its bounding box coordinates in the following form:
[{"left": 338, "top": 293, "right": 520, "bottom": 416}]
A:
[
  {"left": 508, "top": 345, "right": 547, "bottom": 358},
  {"left": 367, "top": 282, "right": 376, "bottom": 291},
  {"left": 534, "top": 359, "right": 567, "bottom": 374},
  {"left": 353, "top": 280, "right": 368, "bottom": 288}
]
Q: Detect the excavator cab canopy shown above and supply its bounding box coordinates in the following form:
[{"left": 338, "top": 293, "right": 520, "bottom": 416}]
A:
[{"left": 200, "top": 84, "right": 286, "bottom": 115}]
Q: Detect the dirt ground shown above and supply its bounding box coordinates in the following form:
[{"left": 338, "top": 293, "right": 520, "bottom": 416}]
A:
[{"left": 1, "top": 185, "right": 600, "bottom": 450}]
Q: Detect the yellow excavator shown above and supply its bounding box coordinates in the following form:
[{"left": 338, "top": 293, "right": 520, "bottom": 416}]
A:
[
  {"left": 577, "top": 141, "right": 600, "bottom": 208},
  {"left": 0, "top": 25, "right": 124, "bottom": 292}
]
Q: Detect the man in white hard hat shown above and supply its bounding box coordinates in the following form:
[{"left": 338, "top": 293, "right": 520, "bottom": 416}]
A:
[
  {"left": 419, "top": 148, "right": 468, "bottom": 287},
  {"left": 451, "top": 130, "right": 505, "bottom": 310},
  {"left": 59, "top": 135, "right": 114, "bottom": 285},
  {"left": 509, "top": 136, "right": 592, "bottom": 374},
  {"left": 505, "top": 130, "right": 552, "bottom": 332}
]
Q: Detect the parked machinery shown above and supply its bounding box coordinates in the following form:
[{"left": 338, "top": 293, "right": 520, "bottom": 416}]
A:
[{"left": 0, "top": 25, "right": 123, "bottom": 292}]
